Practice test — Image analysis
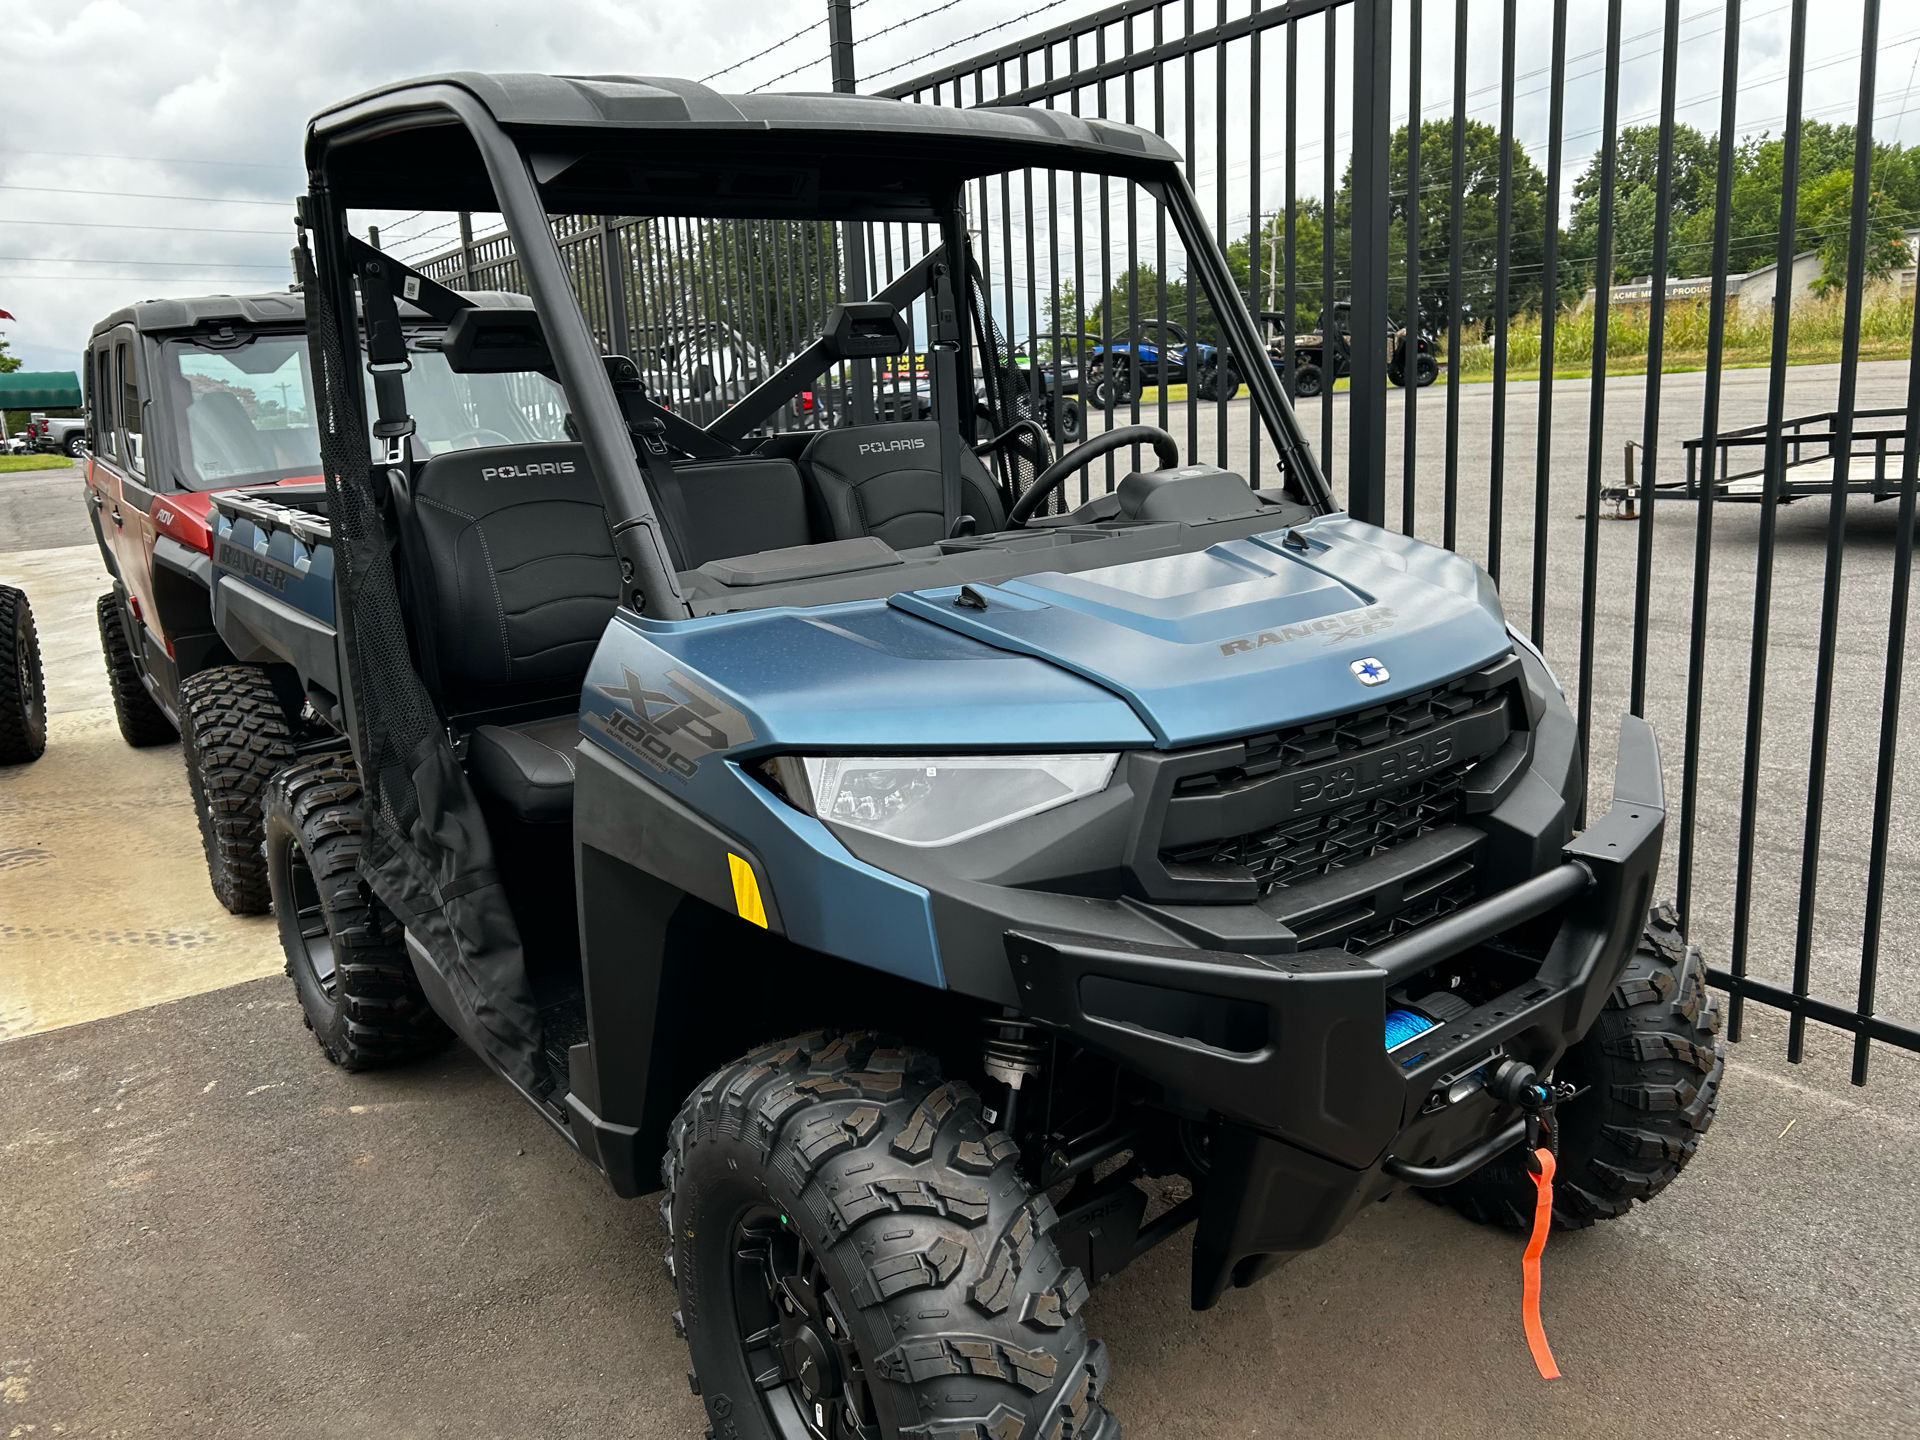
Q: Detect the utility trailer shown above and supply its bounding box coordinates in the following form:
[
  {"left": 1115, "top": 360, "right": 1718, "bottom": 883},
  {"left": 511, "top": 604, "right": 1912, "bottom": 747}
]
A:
[
  {"left": 1606, "top": 406, "right": 1915, "bottom": 515},
  {"left": 222, "top": 73, "right": 1723, "bottom": 1438}
]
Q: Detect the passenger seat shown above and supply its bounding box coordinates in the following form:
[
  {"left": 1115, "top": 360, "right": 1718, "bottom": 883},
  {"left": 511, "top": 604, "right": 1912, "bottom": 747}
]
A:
[
  {"left": 801, "top": 422, "right": 1007, "bottom": 549},
  {"left": 397, "top": 441, "right": 619, "bottom": 823}
]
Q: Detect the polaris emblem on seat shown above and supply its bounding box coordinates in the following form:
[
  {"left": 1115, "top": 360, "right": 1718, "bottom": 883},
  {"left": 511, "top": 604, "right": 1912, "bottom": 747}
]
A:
[
  {"left": 856, "top": 437, "right": 928, "bottom": 455},
  {"left": 481, "top": 460, "right": 578, "bottom": 480}
]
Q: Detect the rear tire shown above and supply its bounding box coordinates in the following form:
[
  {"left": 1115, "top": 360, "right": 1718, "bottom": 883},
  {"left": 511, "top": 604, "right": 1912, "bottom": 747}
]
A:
[
  {"left": 65, "top": 433, "right": 86, "bottom": 458},
  {"left": 1291, "top": 363, "right": 1324, "bottom": 399},
  {"left": 96, "top": 592, "right": 177, "bottom": 747},
  {"left": 665, "top": 1030, "right": 1119, "bottom": 1440},
  {"left": 0, "top": 585, "right": 48, "bottom": 764},
  {"left": 264, "top": 753, "right": 450, "bottom": 1069},
  {"left": 1089, "top": 359, "right": 1133, "bottom": 410},
  {"left": 1433, "top": 902, "right": 1724, "bottom": 1230},
  {"left": 179, "top": 663, "right": 295, "bottom": 914}
]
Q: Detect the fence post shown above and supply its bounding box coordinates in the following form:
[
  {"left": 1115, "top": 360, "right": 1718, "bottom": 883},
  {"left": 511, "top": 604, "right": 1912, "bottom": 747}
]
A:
[
  {"left": 458, "top": 212, "right": 474, "bottom": 288},
  {"left": 599, "top": 216, "right": 631, "bottom": 358},
  {"left": 828, "top": 0, "right": 876, "bottom": 424},
  {"left": 1347, "top": 0, "right": 1392, "bottom": 526}
]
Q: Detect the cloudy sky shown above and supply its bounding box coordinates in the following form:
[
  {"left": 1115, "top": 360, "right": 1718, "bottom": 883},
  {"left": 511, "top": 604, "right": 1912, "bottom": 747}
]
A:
[{"left": 1, "top": 0, "right": 1905, "bottom": 377}]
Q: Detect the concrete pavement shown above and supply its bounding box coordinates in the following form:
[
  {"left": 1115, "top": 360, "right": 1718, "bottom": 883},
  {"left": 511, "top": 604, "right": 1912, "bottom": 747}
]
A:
[{"left": 0, "top": 980, "right": 1912, "bottom": 1438}]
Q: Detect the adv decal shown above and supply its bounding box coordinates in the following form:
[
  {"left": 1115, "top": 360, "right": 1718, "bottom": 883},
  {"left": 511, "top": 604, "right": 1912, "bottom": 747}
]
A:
[{"left": 587, "top": 663, "right": 753, "bottom": 780}]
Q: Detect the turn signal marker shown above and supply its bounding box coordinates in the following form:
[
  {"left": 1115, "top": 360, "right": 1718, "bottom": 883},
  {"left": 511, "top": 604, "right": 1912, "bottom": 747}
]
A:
[{"left": 727, "top": 853, "right": 768, "bottom": 929}]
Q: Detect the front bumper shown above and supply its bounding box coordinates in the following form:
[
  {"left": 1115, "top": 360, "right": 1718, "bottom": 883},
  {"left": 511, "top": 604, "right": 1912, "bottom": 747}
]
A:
[{"left": 1004, "top": 714, "right": 1666, "bottom": 1308}]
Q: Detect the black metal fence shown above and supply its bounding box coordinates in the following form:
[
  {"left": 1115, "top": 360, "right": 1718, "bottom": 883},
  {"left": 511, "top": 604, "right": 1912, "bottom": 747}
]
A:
[{"left": 409, "top": 0, "right": 1919, "bottom": 1086}]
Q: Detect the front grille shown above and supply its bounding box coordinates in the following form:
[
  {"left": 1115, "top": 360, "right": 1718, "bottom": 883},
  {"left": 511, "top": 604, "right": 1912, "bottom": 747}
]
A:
[
  {"left": 1164, "top": 760, "right": 1475, "bottom": 894},
  {"left": 1143, "top": 656, "right": 1522, "bottom": 948},
  {"left": 1169, "top": 674, "right": 1488, "bottom": 801}
]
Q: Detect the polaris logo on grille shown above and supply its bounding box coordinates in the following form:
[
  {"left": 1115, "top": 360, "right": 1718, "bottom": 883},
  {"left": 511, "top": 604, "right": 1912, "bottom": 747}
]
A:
[
  {"left": 1351, "top": 657, "right": 1390, "bottom": 686},
  {"left": 481, "top": 460, "right": 577, "bottom": 480},
  {"left": 857, "top": 438, "right": 927, "bottom": 455},
  {"left": 1217, "top": 603, "right": 1398, "bottom": 657}
]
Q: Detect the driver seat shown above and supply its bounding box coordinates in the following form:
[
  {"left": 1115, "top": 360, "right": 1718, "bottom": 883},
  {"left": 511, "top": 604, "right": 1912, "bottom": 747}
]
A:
[{"left": 801, "top": 422, "right": 1007, "bottom": 549}]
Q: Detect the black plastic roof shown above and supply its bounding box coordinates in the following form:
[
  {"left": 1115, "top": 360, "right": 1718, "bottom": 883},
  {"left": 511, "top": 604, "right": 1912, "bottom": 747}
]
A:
[
  {"left": 306, "top": 73, "right": 1181, "bottom": 216},
  {"left": 89, "top": 289, "right": 529, "bottom": 341}
]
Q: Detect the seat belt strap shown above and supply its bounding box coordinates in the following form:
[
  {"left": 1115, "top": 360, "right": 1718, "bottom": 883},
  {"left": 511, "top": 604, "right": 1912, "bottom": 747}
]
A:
[
  {"left": 929, "top": 260, "right": 965, "bottom": 539},
  {"left": 631, "top": 414, "right": 695, "bottom": 572},
  {"left": 603, "top": 356, "right": 694, "bottom": 571}
]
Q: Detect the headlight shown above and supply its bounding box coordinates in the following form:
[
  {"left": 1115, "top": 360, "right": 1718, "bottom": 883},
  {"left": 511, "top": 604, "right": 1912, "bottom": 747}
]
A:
[{"left": 795, "top": 754, "right": 1118, "bottom": 847}]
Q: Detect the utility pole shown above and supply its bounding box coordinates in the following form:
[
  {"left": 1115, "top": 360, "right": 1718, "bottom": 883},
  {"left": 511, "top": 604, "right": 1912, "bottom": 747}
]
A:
[{"left": 827, "top": 0, "right": 875, "bottom": 422}]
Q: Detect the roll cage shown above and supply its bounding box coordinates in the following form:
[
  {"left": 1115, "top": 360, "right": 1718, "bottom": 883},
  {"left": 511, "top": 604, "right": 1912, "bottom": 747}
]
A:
[{"left": 299, "top": 73, "right": 1331, "bottom": 623}]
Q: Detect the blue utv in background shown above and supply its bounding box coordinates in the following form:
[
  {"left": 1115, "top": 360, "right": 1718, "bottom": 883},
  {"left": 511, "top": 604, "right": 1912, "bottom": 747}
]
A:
[{"left": 215, "top": 73, "right": 1723, "bottom": 1439}]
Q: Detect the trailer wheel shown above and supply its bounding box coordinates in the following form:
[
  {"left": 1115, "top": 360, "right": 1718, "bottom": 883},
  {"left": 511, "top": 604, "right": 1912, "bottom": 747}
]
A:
[
  {"left": 179, "top": 664, "right": 295, "bottom": 914},
  {"left": 665, "top": 1031, "right": 1119, "bottom": 1440},
  {"left": 1432, "top": 902, "right": 1724, "bottom": 1230},
  {"left": 95, "top": 592, "right": 177, "bottom": 747},
  {"left": 0, "top": 585, "right": 47, "bottom": 764},
  {"left": 264, "top": 753, "right": 450, "bottom": 1069}
]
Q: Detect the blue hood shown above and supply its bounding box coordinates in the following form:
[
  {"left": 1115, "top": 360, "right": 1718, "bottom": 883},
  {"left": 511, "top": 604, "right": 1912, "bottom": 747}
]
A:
[{"left": 889, "top": 514, "right": 1512, "bottom": 746}]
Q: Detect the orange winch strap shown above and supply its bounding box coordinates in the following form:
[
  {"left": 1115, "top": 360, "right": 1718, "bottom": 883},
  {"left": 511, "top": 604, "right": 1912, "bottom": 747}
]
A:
[{"left": 1522, "top": 1146, "right": 1562, "bottom": 1380}]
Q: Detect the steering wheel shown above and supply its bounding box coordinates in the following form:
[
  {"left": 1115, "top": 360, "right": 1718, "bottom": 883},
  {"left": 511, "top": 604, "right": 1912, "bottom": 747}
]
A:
[
  {"left": 1007, "top": 424, "right": 1180, "bottom": 527},
  {"left": 449, "top": 428, "right": 515, "bottom": 451}
]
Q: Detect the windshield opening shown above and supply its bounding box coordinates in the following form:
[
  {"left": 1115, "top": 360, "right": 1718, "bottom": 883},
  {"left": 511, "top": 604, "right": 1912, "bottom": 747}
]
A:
[{"left": 161, "top": 330, "right": 570, "bottom": 490}]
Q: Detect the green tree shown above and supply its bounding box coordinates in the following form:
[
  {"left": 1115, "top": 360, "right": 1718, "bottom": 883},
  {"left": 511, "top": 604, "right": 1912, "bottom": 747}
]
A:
[
  {"left": 0, "top": 337, "right": 20, "bottom": 374},
  {"left": 1382, "top": 118, "right": 1552, "bottom": 325}
]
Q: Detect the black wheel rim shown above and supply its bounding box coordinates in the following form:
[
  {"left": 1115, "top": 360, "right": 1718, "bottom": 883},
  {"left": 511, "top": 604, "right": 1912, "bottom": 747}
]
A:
[
  {"left": 730, "top": 1205, "right": 879, "bottom": 1439},
  {"left": 287, "top": 840, "right": 337, "bottom": 998},
  {"left": 17, "top": 629, "right": 40, "bottom": 729}
]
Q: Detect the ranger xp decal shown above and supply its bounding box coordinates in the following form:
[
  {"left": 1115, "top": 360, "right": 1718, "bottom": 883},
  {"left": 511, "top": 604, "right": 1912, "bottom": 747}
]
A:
[
  {"left": 1217, "top": 603, "right": 1398, "bottom": 658},
  {"left": 588, "top": 664, "right": 753, "bottom": 780}
]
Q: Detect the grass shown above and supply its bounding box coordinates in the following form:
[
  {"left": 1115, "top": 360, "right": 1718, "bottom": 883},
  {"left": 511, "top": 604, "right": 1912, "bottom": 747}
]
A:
[
  {"left": 0, "top": 454, "right": 74, "bottom": 473},
  {"left": 1131, "top": 293, "right": 1915, "bottom": 399},
  {"left": 1445, "top": 291, "right": 1914, "bottom": 383}
]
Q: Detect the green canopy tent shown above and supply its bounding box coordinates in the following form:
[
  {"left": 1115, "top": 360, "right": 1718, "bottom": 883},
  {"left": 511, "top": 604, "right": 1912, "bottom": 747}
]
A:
[
  {"left": 0, "top": 371, "right": 83, "bottom": 408},
  {"left": 0, "top": 370, "right": 82, "bottom": 442}
]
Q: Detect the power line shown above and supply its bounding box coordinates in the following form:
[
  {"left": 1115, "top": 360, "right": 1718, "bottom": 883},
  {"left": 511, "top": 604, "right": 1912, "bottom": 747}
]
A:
[
  {"left": 0, "top": 183, "right": 291, "bottom": 206},
  {"left": 0, "top": 147, "right": 299, "bottom": 171},
  {"left": 0, "top": 274, "right": 288, "bottom": 284},
  {"left": 0, "top": 255, "right": 287, "bottom": 269},
  {"left": 0, "top": 219, "right": 292, "bottom": 236}
]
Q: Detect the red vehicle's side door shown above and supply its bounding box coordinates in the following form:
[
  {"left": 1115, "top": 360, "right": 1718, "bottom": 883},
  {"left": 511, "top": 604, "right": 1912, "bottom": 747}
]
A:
[
  {"left": 105, "top": 331, "right": 165, "bottom": 642},
  {"left": 83, "top": 339, "right": 127, "bottom": 579}
]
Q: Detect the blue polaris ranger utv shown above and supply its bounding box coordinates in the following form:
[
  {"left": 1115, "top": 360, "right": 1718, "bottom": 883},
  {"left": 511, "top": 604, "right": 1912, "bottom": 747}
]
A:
[{"left": 224, "top": 74, "right": 1722, "bottom": 1437}]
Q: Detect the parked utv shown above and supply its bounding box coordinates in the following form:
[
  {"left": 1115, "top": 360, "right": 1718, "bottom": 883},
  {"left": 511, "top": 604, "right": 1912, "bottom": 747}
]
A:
[
  {"left": 238, "top": 73, "right": 1721, "bottom": 1438},
  {"left": 1255, "top": 302, "right": 1439, "bottom": 398},
  {"left": 78, "top": 290, "right": 533, "bottom": 913}
]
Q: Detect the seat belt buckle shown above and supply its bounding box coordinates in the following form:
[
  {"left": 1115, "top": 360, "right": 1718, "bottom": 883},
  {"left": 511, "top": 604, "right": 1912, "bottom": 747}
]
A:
[{"left": 630, "top": 414, "right": 671, "bottom": 458}]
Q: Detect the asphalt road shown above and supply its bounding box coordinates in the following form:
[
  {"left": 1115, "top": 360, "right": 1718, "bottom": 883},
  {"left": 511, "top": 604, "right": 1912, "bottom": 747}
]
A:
[{"left": 4, "top": 376, "right": 1919, "bottom": 1437}]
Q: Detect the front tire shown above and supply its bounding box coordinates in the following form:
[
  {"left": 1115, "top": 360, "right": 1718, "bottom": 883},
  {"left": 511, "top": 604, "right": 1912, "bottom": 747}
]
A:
[
  {"left": 665, "top": 1031, "right": 1118, "bottom": 1440},
  {"left": 0, "top": 585, "right": 47, "bottom": 764},
  {"left": 1434, "top": 902, "right": 1724, "bottom": 1230},
  {"left": 264, "top": 753, "right": 450, "bottom": 1069},
  {"left": 96, "top": 592, "right": 176, "bottom": 747},
  {"left": 179, "top": 664, "right": 295, "bottom": 914}
]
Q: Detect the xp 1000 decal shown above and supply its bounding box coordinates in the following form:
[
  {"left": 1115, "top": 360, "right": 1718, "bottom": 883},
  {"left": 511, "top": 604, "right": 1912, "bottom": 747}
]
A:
[{"left": 587, "top": 663, "right": 754, "bottom": 780}]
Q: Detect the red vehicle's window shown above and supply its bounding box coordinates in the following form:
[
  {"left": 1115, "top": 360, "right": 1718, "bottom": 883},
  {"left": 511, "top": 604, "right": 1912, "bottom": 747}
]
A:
[{"left": 162, "top": 334, "right": 321, "bottom": 491}]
